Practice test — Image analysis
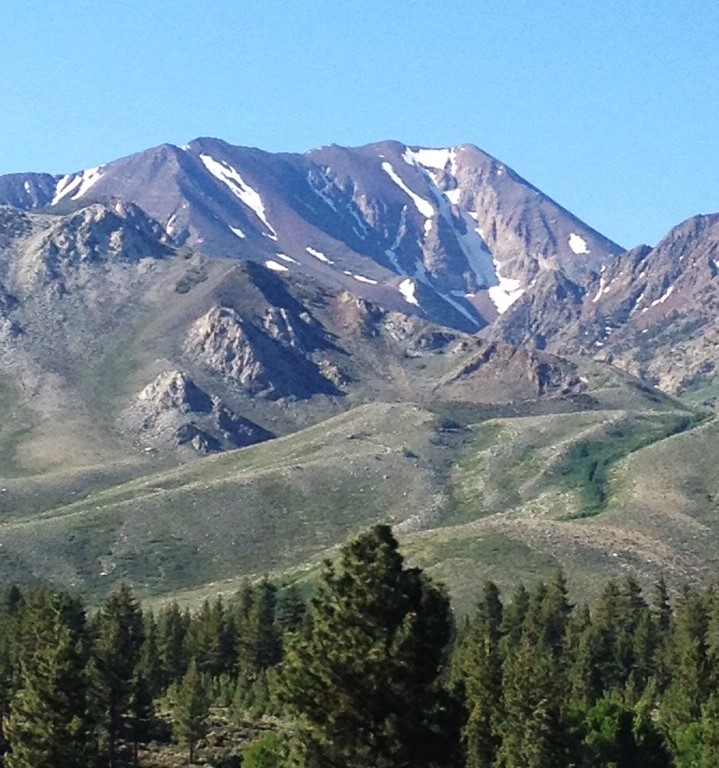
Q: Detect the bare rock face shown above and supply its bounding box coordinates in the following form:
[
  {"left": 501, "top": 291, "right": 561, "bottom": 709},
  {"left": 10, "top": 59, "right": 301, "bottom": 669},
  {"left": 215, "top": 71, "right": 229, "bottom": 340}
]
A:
[
  {"left": 436, "top": 341, "right": 585, "bottom": 403},
  {"left": 490, "top": 212, "right": 719, "bottom": 393},
  {"left": 138, "top": 370, "right": 212, "bottom": 413},
  {"left": 185, "top": 305, "right": 341, "bottom": 399},
  {"left": 11, "top": 201, "right": 172, "bottom": 295},
  {"left": 128, "top": 369, "right": 272, "bottom": 453},
  {"left": 185, "top": 307, "right": 269, "bottom": 392}
]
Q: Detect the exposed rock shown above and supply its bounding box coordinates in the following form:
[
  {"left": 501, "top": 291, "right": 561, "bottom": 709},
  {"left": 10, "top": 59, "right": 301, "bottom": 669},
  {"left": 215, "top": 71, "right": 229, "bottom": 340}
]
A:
[
  {"left": 436, "top": 341, "right": 585, "bottom": 402},
  {"left": 127, "top": 370, "right": 273, "bottom": 453},
  {"left": 490, "top": 212, "right": 719, "bottom": 393},
  {"left": 11, "top": 201, "right": 172, "bottom": 295},
  {"left": 185, "top": 305, "right": 341, "bottom": 399},
  {"left": 139, "top": 370, "right": 212, "bottom": 413}
]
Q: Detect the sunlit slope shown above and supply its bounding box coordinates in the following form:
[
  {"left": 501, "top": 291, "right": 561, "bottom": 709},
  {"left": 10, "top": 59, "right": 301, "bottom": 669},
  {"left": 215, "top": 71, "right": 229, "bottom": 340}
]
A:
[
  {"left": 0, "top": 386, "right": 713, "bottom": 610},
  {"left": 0, "top": 403, "right": 454, "bottom": 598},
  {"left": 406, "top": 408, "right": 713, "bottom": 609}
]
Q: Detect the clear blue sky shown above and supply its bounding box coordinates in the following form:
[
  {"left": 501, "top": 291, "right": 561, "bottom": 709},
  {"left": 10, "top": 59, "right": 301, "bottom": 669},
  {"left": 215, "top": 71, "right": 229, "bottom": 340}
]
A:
[{"left": 2, "top": 0, "right": 718, "bottom": 248}]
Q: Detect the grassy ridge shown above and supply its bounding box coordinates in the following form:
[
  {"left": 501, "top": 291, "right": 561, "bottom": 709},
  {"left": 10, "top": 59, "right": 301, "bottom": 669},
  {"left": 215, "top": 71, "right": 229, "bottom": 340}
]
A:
[{"left": 0, "top": 391, "right": 712, "bottom": 611}]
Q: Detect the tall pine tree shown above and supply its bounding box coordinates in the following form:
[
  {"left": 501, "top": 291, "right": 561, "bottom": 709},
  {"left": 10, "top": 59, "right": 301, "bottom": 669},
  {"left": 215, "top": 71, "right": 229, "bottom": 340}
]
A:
[
  {"left": 5, "top": 588, "right": 96, "bottom": 768},
  {"left": 280, "top": 524, "right": 463, "bottom": 768}
]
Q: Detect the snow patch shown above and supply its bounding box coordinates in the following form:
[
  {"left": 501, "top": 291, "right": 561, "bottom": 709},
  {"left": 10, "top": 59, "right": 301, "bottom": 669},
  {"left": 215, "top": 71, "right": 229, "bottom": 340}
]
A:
[
  {"left": 306, "top": 246, "right": 334, "bottom": 264},
  {"left": 649, "top": 285, "right": 674, "bottom": 307},
  {"left": 353, "top": 274, "right": 378, "bottom": 285},
  {"left": 399, "top": 278, "right": 419, "bottom": 306},
  {"left": 264, "top": 260, "right": 288, "bottom": 272},
  {"left": 568, "top": 233, "right": 590, "bottom": 255},
  {"left": 52, "top": 174, "right": 81, "bottom": 204},
  {"left": 403, "top": 147, "right": 453, "bottom": 170},
  {"left": 23, "top": 181, "right": 31, "bottom": 194},
  {"left": 276, "top": 253, "right": 298, "bottom": 264},
  {"left": 229, "top": 225, "right": 246, "bottom": 239},
  {"left": 199, "top": 154, "right": 277, "bottom": 239},
  {"left": 52, "top": 166, "right": 103, "bottom": 205},
  {"left": 488, "top": 259, "right": 524, "bottom": 314},
  {"left": 381, "top": 161, "right": 434, "bottom": 218},
  {"left": 630, "top": 289, "right": 647, "bottom": 315},
  {"left": 166, "top": 214, "right": 178, "bottom": 234},
  {"left": 308, "top": 168, "right": 338, "bottom": 212},
  {"left": 71, "top": 167, "right": 103, "bottom": 199},
  {"left": 411, "top": 161, "right": 497, "bottom": 289},
  {"left": 592, "top": 275, "right": 611, "bottom": 303},
  {"left": 445, "top": 188, "right": 462, "bottom": 205},
  {"left": 456, "top": 210, "right": 497, "bottom": 288}
]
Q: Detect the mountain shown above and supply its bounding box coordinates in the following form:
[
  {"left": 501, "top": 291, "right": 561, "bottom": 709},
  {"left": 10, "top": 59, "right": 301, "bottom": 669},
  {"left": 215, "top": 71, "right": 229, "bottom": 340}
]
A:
[
  {"left": 0, "top": 138, "right": 622, "bottom": 333},
  {"left": 1, "top": 136, "right": 718, "bottom": 605},
  {"left": 490, "top": 212, "right": 719, "bottom": 394},
  {"left": 0, "top": 197, "right": 610, "bottom": 471}
]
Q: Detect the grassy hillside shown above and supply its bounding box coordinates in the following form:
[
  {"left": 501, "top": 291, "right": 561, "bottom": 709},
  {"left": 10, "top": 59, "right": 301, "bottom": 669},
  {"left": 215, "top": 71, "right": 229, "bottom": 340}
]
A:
[{"left": 0, "top": 375, "right": 714, "bottom": 613}]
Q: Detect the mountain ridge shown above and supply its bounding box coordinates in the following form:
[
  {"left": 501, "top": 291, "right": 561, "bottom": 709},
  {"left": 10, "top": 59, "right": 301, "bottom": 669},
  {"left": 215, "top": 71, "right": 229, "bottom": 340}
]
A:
[{"left": 0, "top": 137, "right": 623, "bottom": 334}]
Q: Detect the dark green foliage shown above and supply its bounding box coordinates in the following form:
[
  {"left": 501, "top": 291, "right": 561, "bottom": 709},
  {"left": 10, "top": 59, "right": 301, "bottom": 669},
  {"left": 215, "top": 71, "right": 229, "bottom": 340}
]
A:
[
  {"left": 242, "top": 731, "right": 288, "bottom": 768},
  {"left": 3, "top": 530, "right": 719, "bottom": 768},
  {"left": 93, "top": 583, "right": 146, "bottom": 768},
  {"left": 573, "top": 696, "right": 671, "bottom": 767},
  {"left": 558, "top": 415, "right": 695, "bottom": 517},
  {"left": 171, "top": 659, "right": 209, "bottom": 764},
  {"left": 156, "top": 602, "right": 189, "bottom": 688},
  {"left": 453, "top": 581, "right": 504, "bottom": 768},
  {"left": 236, "top": 579, "right": 281, "bottom": 681},
  {"left": 280, "top": 524, "right": 463, "bottom": 768},
  {"left": 277, "top": 583, "right": 306, "bottom": 635},
  {"left": 5, "top": 587, "right": 96, "bottom": 768}
]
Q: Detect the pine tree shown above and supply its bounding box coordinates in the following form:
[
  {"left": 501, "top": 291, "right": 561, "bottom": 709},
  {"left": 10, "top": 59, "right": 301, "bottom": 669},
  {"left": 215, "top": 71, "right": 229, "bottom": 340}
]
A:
[
  {"left": 660, "top": 586, "right": 708, "bottom": 738},
  {"left": 540, "top": 569, "right": 572, "bottom": 657},
  {"left": 700, "top": 694, "right": 719, "bottom": 767},
  {"left": 172, "top": 659, "right": 209, "bottom": 764},
  {"left": 94, "top": 583, "right": 146, "bottom": 768},
  {"left": 280, "top": 524, "right": 463, "bottom": 768},
  {"left": 0, "top": 587, "right": 22, "bottom": 739},
  {"left": 5, "top": 588, "right": 96, "bottom": 768},
  {"left": 236, "top": 580, "right": 281, "bottom": 682},
  {"left": 277, "top": 584, "right": 306, "bottom": 635},
  {"left": 496, "top": 638, "right": 565, "bottom": 768},
  {"left": 157, "top": 602, "right": 189, "bottom": 688},
  {"left": 454, "top": 581, "right": 504, "bottom": 768},
  {"left": 138, "top": 611, "right": 163, "bottom": 700},
  {"left": 128, "top": 671, "right": 154, "bottom": 768}
]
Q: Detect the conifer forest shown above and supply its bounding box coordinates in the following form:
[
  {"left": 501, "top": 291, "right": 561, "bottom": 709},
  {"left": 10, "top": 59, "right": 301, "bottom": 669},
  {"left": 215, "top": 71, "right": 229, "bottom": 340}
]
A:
[{"left": 0, "top": 525, "right": 718, "bottom": 767}]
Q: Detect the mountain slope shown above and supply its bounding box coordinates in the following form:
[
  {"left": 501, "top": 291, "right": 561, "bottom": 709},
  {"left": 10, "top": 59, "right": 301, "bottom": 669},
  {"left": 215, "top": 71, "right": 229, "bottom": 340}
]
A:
[
  {"left": 490, "top": 212, "right": 719, "bottom": 394},
  {"left": 0, "top": 138, "right": 622, "bottom": 332}
]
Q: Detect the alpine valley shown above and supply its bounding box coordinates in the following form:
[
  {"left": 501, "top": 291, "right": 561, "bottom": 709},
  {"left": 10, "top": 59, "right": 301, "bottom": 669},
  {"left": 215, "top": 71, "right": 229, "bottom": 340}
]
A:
[{"left": 0, "top": 137, "right": 717, "bottom": 609}]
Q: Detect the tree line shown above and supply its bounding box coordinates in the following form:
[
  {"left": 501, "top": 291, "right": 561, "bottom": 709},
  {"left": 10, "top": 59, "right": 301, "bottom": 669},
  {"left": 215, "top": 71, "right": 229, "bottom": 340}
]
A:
[{"left": 0, "top": 525, "right": 718, "bottom": 767}]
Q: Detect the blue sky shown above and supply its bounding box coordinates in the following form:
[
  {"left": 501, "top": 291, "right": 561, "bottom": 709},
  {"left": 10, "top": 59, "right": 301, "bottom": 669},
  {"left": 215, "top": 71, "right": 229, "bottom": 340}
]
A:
[{"left": 2, "top": 0, "right": 717, "bottom": 247}]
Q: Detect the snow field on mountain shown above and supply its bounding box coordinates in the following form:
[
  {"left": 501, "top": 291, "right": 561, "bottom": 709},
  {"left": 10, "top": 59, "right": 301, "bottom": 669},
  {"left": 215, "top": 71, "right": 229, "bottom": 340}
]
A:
[
  {"left": 381, "top": 161, "right": 434, "bottom": 218},
  {"left": 569, "top": 233, "right": 590, "bottom": 255},
  {"left": 306, "top": 247, "right": 333, "bottom": 264},
  {"left": 52, "top": 166, "right": 103, "bottom": 205},
  {"left": 399, "top": 278, "right": 419, "bottom": 306},
  {"left": 264, "top": 260, "right": 288, "bottom": 272},
  {"left": 199, "top": 153, "right": 278, "bottom": 240}
]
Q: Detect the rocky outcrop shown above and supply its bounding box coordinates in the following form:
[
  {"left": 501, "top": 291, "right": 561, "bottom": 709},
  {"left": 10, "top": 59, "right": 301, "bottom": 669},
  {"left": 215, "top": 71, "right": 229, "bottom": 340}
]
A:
[
  {"left": 490, "top": 213, "right": 719, "bottom": 393},
  {"left": 185, "top": 306, "right": 342, "bottom": 399},
  {"left": 128, "top": 370, "right": 273, "bottom": 453},
  {"left": 11, "top": 201, "right": 172, "bottom": 295},
  {"left": 436, "top": 341, "right": 585, "bottom": 403},
  {"left": 139, "top": 370, "right": 212, "bottom": 413}
]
